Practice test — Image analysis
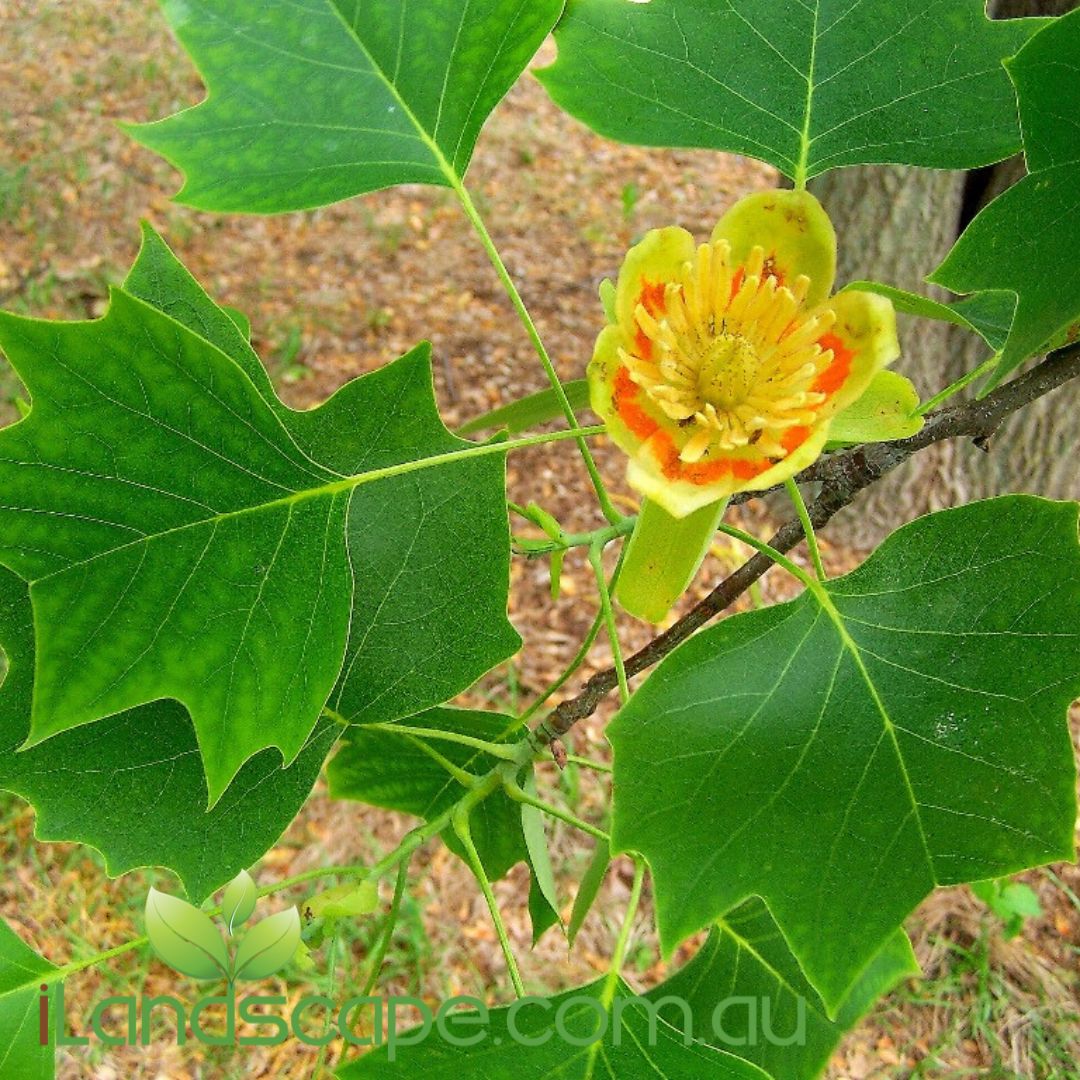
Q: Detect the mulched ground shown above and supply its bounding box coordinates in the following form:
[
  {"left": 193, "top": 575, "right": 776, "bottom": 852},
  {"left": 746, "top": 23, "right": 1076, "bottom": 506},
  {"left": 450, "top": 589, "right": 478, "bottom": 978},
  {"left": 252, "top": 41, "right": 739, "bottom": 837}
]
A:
[{"left": 1, "top": 3, "right": 1078, "bottom": 1077}]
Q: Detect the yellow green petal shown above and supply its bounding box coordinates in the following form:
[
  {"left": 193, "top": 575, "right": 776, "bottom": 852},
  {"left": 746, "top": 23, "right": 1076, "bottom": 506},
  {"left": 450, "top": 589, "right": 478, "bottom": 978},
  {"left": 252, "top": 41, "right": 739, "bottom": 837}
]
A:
[
  {"left": 711, "top": 189, "right": 836, "bottom": 307},
  {"left": 616, "top": 496, "right": 729, "bottom": 624},
  {"left": 827, "top": 370, "right": 923, "bottom": 446},
  {"left": 729, "top": 424, "right": 830, "bottom": 497},
  {"left": 626, "top": 453, "right": 740, "bottom": 518},
  {"left": 813, "top": 289, "right": 901, "bottom": 419},
  {"left": 599, "top": 277, "right": 617, "bottom": 324},
  {"left": 615, "top": 226, "right": 696, "bottom": 341},
  {"left": 588, "top": 324, "right": 669, "bottom": 461}
]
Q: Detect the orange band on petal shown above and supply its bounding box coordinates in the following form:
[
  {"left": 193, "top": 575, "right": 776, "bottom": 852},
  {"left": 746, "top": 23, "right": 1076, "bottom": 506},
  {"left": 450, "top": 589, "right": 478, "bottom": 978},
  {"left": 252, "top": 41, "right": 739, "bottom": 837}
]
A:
[
  {"left": 648, "top": 430, "right": 734, "bottom": 487},
  {"left": 648, "top": 432, "right": 680, "bottom": 480},
  {"left": 614, "top": 366, "right": 660, "bottom": 440},
  {"left": 813, "top": 333, "right": 855, "bottom": 396},
  {"left": 634, "top": 326, "right": 654, "bottom": 361},
  {"left": 639, "top": 280, "right": 667, "bottom": 317},
  {"left": 729, "top": 267, "right": 745, "bottom": 300},
  {"left": 781, "top": 425, "right": 810, "bottom": 453},
  {"left": 683, "top": 458, "right": 731, "bottom": 484},
  {"left": 732, "top": 458, "right": 770, "bottom": 481}
]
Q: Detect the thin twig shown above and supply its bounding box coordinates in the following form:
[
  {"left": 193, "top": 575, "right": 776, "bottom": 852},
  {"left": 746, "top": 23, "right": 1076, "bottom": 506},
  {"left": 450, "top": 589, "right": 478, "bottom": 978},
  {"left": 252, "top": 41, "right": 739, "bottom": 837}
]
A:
[{"left": 533, "top": 343, "right": 1080, "bottom": 744}]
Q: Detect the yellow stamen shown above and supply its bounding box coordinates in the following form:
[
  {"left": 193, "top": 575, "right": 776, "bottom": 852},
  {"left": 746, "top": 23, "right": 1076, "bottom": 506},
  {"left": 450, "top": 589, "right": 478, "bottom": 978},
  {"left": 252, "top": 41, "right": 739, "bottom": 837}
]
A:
[{"left": 621, "top": 242, "right": 837, "bottom": 462}]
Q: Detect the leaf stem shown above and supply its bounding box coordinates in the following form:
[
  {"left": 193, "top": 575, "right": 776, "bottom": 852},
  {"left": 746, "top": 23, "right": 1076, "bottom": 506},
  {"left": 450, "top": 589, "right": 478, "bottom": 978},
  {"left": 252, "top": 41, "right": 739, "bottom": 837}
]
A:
[
  {"left": 42, "top": 753, "right": 519, "bottom": 986},
  {"left": 513, "top": 515, "right": 636, "bottom": 558},
  {"left": 562, "top": 754, "right": 612, "bottom": 774},
  {"left": 346, "top": 424, "right": 607, "bottom": 490},
  {"left": 502, "top": 778, "right": 610, "bottom": 842},
  {"left": 784, "top": 477, "right": 825, "bottom": 580},
  {"left": 590, "top": 542, "right": 629, "bottom": 705},
  {"left": 452, "top": 804, "right": 525, "bottom": 998},
  {"left": 512, "top": 546, "right": 628, "bottom": 728},
  {"left": 916, "top": 354, "right": 1000, "bottom": 414},
  {"left": 399, "top": 732, "right": 481, "bottom": 787},
  {"left": 361, "top": 858, "right": 410, "bottom": 998},
  {"left": 600, "top": 858, "right": 645, "bottom": 1009},
  {"left": 713, "top": 521, "right": 819, "bottom": 592},
  {"left": 450, "top": 179, "right": 621, "bottom": 525},
  {"left": 312, "top": 921, "right": 341, "bottom": 1079},
  {"left": 364, "top": 721, "right": 521, "bottom": 762}
]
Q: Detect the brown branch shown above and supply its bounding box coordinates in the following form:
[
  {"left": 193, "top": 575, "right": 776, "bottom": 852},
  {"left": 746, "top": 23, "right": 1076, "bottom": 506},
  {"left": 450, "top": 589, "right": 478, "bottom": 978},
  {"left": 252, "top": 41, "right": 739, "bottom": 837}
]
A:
[{"left": 533, "top": 343, "right": 1080, "bottom": 745}]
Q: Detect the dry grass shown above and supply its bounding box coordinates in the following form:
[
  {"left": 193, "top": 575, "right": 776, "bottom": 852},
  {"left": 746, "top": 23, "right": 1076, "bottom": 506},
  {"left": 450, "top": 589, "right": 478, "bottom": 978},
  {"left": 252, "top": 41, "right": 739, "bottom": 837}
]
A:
[{"left": 1, "top": 3, "right": 1078, "bottom": 1078}]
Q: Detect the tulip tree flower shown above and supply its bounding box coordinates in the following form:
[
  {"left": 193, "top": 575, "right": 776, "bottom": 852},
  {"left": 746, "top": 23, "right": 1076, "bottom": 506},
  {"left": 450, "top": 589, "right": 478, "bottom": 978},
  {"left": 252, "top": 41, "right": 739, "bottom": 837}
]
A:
[{"left": 590, "top": 189, "right": 900, "bottom": 622}]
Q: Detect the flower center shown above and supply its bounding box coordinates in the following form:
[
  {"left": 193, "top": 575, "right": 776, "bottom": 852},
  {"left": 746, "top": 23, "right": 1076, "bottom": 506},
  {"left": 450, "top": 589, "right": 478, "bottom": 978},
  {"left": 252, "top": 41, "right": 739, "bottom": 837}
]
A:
[
  {"left": 696, "top": 333, "right": 760, "bottom": 410},
  {"left": 620, "top": 241, "right": 838, "bottom": 464}
]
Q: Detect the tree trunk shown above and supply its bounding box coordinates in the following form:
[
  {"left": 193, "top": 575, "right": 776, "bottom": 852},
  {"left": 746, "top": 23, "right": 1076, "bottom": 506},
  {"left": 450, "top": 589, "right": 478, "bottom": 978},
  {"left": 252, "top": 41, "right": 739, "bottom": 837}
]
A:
[
  {"left": 808, "top": 0, "right": 1077, "bottom": 547},
  {"left": 808, "top": 166, "right": 968, "bottom": 545}
]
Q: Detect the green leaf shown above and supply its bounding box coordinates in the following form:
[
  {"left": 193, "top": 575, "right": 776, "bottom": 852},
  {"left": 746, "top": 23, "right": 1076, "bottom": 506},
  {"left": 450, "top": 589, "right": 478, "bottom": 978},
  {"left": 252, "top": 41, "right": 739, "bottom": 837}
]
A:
[
  {"left": 221, "top": 870, "right": 258, "bottom": 935},
  {"left": 456, "top": 379, "right": 591, "bottom": 436},
  {"left": 304, "top": 881, "right": 379, "bottom": 920},
  {"left": 520, "top": 773, "right": 560, "bottom": 920},
  {"left": 145, "top": 888, "right": 231, "bottom": 981},
  {"left": 327, "top": 708, "right": 558, "bottom": 938},
  {"left": 128, "top": 0, "right": 563, "bottom": 213},
  {"left": 826, "top": 370, "right": 922, "bottom": 447},
  {"left": 125, "top": 224, "right": 520, "bottom": 732},
  {"left": 609, "top": 496, "right": 1080, "bottom": 1013},
  {"left": 930, "top": 9, "right": 1080, "bottom": 385},
  {"left": 648, "top": 899, "right": 918, "bottom": 1080},
  {"left": 222, "top": 306, "right": 251, "bottom": 341},
  {"left": 567, "top": 838, "right": 610, "bottom": 948},
  {"left": 337, "top": 977, "right": 770, "bottom": 1079},
  {"left": 0, "top": 290, "right": 352, "bottom": 804},
  {"left": 0, "top": 917, "right": 55, "bottom": 1080},
  {"left": 0, "top": 562, "right": 336, "bottom": 904},
  {"left": 540, "top": 0, "right": 1046, "bottom": 184},
  {"left": 0, "top": 235, "right": 518, "bottom": 804},
  {"left": 123, "top": 223, "right": 281, "bottom": 409},
  {"left": 842, "top": 282, "right": 1015, "bottom": 355},
  {"left": 232, "top": 907, "right": 302, "bottom": 982},
  {"left": 971, "top": 877, "right": 1042, "bottom": 939}
]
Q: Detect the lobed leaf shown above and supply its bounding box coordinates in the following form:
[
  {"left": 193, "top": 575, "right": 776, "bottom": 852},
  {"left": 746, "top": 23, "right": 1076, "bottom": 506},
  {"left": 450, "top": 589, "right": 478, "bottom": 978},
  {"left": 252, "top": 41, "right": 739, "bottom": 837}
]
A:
[
  {"left": 337, "top": 978, "right": 771, "bottom": 1078},
  {"left": 931, "top": 9, "right": 1080, "bottom": 384},
  {"left": 128, "top": 0, "right": 564, "bottom": 212},
  {"left": 648, "top": 899, "right": 918, "bottom": 1080},
  {"left": 609, "top": 496, "right": 1080, "bottom": 1013},
  {"left": 0, "top": 231, "right": 519, "bottom": 806},
  {"left": 126, "top": 225, "right": 523, "bottom": 734},
  {"left": 540, "top": 0, "right": 1046, "bottom": 184},
  {"left": 0, "top": 563, "right": 336, "bottom": 903}
]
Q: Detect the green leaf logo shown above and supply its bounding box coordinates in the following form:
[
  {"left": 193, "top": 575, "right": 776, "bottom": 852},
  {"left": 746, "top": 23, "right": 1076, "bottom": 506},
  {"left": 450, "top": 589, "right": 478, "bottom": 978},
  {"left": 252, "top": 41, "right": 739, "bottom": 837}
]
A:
[
  {"left": 145, "top": 888, "right": 230, "bottom": 982},
  {"left": 146, "top": 874, "right": 300, "bottom": 984},
  {"left": 232, "top": 908, "right": 302, "bottom": 982},
  {"left": 221, "top": 869, "right": 257, "bottom": 935}
]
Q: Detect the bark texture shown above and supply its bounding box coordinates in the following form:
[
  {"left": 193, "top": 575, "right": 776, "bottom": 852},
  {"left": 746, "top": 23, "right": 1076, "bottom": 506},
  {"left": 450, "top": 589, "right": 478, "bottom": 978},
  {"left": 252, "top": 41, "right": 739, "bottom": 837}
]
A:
[
  {"left": 809, "top": 165, "right": 966, "bottom": 543},
  {"left": 807, "top": 0, "right": 1077, "bottom": 545}
]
